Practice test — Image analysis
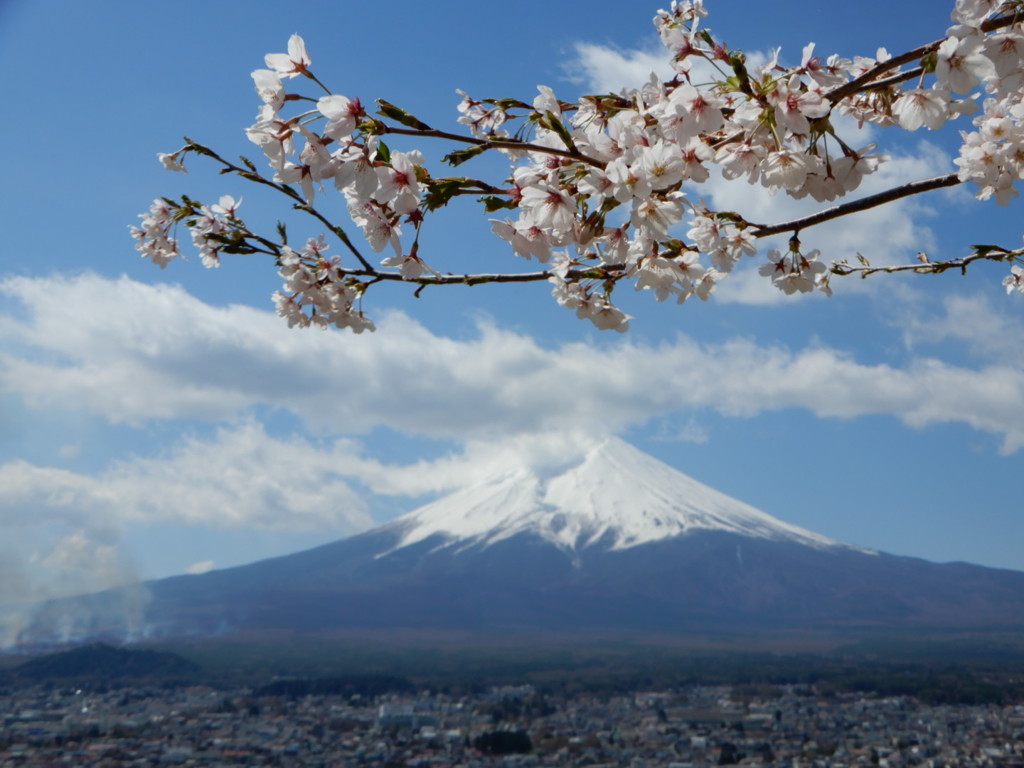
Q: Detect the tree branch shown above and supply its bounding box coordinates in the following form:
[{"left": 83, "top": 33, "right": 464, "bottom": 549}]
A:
[
  {"left": 378, "top": 125, "right": 607, "bottom": 169},
  {"left": 832, "top": 246, "right": 1023, "bottom": 277},
  {"left": 186, "top": 140, "right": 376, "bottom": 271},
  {"left": 749, "top": 173, "right": 962, "bottom": 238},
  {"left": 330, "top": 264, "right": 625, "bottom": 287},
  {"left": 825, "top": 12, "right": 1020, "bottom": 103}
]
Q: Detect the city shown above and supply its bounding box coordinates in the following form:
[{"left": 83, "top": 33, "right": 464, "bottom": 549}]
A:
[{"left": 3, "top": 680, "right": 1024, "bottom": 767}]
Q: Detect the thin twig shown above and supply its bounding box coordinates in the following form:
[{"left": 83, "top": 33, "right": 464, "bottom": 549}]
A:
[
  {"left": 832, "top": 248, "right": 1022, "bottom": 277},
  {"left": 186, "top": 140, "right": 375, "bottom": 271}
]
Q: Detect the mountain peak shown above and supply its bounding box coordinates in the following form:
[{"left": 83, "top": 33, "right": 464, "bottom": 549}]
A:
[{"left": 385, "top": 437, "right": 858, "bottom": 555}]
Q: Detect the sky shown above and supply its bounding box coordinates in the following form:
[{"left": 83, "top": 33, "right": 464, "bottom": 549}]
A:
[{"left": 2, "top": 0, "right": 1024, "bottom": 619}]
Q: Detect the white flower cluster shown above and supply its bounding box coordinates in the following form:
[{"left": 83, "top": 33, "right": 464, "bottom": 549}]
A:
[
  {"left": 272, "top": 235, "right": 375, "bottom": 333},
  {"left": 129, "top": 198, "right": 180, "bottom": 269},
  {"left": 129, "top": 191, "right": 238, "bottom": 270},
  {"left": 136, "top": 1, "right": 1024, "bottom": 332}
]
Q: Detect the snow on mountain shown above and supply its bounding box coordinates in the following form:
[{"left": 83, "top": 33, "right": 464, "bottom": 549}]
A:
[{"left": 383, "top": 437, "right": 865, "bottom": 555}]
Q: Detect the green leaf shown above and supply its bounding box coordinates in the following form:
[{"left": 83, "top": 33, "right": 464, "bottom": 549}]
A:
[
  {"left": 423, "top": 177, "right": 471, "bottom": 211},
  {"left": 442, "top": 143, "right": 489, "bottom": 167},
  {"left": 540, "top": 111, "right": 576, "bottom": 151},
  {"left": 920, "top": 50, "right": 938, "bottom": 74},
  {"left": 480, "top": 195, "right": 517, "bottom": 213},
  {"left": 220, "top": 244, "right": 258, "bottom": 255},
  {"left": 377, "top": 141, "right": 392, "bottom": 164},
  {"left": 276, "top": 221, "right": 288, "bottom": 244},
  {"left": 971, "top": 244, "right": 1005, "bottom": 255},
  {"left": 485, "top": 98, "right": 532, "bottom": 110},
  {"left": 357, "top": 118, "right": 387, "bottom": 135},
  {"left": 376, "top": 99, "right": 432, "bottom": 131},
  {"left": 727, "top": 52, "right": 755, "bottom": 97}
]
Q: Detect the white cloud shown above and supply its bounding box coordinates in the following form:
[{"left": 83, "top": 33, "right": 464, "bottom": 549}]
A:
[
  {"left": 565, "top": 42, "right": 675, "bottom": 94},
  {"left": 345, "top": 431, "right": 602, "bottom": 497},
  {"left": 0, "top": 419, "right": 376, "bottom": 602},
  {"left": 652, "top": 416, "right": 710, "bottom": 445},
  {"left": 896, "top": 291, "right": 1024, "bottom": 367},
  {"left": 186, "top": 560, "right": 215, "bottom": 575},
  {"left": 3, "top": 274, "right": 1024, "bottom": 452},
  {"left": 0, "top": 421, "right": 374, "bottom": 534}
]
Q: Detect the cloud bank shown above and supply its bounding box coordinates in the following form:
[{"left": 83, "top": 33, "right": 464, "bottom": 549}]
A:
[{"left": 2, "top": 275, "right": 1023, "bottom": 451}]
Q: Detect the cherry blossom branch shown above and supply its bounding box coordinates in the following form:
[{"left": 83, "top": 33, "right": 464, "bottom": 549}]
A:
[
  {"left": 332, "top": 264, "right": 620, "bottom": 286},
  {"left": 133, "top": 3, "right": 1024, "bottom": 333}
]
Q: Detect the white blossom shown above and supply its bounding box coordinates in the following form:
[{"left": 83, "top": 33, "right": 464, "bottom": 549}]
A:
[{"left": 264, "top": 34, "right": 311, "bottom": 79}]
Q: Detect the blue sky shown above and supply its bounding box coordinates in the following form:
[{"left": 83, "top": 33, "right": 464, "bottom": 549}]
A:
[{"left": 2, "top": 0, "right": 1023, "bottom": 618}]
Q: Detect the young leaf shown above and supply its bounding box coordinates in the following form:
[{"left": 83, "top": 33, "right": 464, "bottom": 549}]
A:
[
  {"left": 443, "top": 143, "right": 489, "bottom": 167},
  {"left": 540, "top": 111, "right": 576, "bottom": 151},
  {"left": 480, "top": 195, "right": 516, "bottom": 212},
  {"left": 376, "top": 99, "right": 433, "bottom": 131},
  {"left": 423, "top": 177, "right": 471, "bottom": 211}
]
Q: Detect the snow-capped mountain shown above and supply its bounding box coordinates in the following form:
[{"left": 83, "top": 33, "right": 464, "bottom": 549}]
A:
[
  {"left": 383, "top": 437, "right": 857, "bottom": 555},
  {"left": 15, "top": 438, "right": 1024, "bottom": 646}
]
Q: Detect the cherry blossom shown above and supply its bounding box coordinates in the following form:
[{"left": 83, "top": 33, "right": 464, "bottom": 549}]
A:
[
  {"left": 129, "top": 199, "right": 179, "bottom": 268},
  {"left": 374, "top": 150, "right": 423, "bottom": 215},
  {"left": 771, "top": 75, "right": 831, "bottom": 136},
  {"left": 935, "top": 33, "right": 994, "bottom": 93},
  {"left": 251, "top": 69, "right": 285, "bottom": 110},
  {"left": 1004, "top": 264, "right": 1024, "bottom": 293},
  {"left": 892, "top": 88, "right": 953, "bottom": 131},
  {"left": 758, "top": 248, "right": 831, "bottom": 295},
  {"left": 157, "top": 152, "right": 187, "bottom": 173},
  {"left": 264, "top": 34, "right": 311, "bottom": 79},
  {"left": 318, "top": 94, "right": 363, "bottom": 140},
  {"left": 519, "top": 183, "right": 576, "bottom": 234},
  {"left": 210, "top": 195, "right": 242, "bottom": 217}
]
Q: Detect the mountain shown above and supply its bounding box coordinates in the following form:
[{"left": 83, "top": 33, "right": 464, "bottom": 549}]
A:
[{"left": 15, "top": 438, "right": 1024, "bottom": 644}]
